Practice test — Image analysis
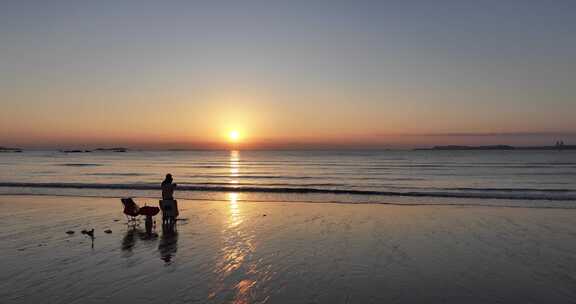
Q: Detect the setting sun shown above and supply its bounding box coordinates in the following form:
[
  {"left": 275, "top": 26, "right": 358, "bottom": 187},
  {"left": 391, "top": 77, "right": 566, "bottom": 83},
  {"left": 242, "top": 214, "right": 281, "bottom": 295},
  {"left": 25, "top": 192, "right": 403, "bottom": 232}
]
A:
[{"left": 228, "top": 130, "right": 240, "bottom": 142}]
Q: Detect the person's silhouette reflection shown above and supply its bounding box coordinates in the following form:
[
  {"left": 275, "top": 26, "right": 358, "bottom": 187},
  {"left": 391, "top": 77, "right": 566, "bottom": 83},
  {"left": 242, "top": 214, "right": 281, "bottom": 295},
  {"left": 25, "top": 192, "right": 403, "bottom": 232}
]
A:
[{"left": 158, "top": 222, "right": 178, "bottom": 263}]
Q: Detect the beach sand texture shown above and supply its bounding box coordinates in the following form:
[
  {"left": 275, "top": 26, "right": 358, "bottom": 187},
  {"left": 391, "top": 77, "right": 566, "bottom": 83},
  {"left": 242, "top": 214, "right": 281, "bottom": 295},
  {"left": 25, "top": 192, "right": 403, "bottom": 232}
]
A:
[{"left": 2, "top": 195, "right": 576, "bottom": 303}]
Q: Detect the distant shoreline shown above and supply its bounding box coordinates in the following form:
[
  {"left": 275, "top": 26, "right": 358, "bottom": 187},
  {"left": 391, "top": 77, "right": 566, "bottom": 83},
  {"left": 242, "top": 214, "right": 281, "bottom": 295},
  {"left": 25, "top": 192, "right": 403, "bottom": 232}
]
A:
[{"left": 414, "top": 145, "right": 576, "bottom": 151}]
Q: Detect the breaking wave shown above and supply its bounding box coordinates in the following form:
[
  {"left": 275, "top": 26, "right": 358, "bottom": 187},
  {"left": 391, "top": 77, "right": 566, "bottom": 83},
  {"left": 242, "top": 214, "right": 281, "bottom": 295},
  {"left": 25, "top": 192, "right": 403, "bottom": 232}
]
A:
[{"left": 0, "top": 182, "right": 574, "bottom": 201}]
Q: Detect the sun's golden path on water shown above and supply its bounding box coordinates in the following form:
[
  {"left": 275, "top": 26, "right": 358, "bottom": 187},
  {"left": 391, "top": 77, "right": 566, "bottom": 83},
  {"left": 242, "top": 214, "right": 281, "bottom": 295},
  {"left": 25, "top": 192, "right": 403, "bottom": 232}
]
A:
[
  {"left": 229, "top": 150, "right": 240, "bottom": 187},
  {"left": 208, "top": 150, "right": 260, "bottom": 303}
]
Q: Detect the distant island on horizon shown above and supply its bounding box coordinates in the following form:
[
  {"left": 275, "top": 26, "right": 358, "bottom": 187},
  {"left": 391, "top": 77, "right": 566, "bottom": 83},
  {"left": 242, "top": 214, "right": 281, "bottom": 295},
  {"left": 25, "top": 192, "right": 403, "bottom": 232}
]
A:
[
  {"left": 415, "top": 142, "right": 575, "bottom": 151},
  {"left": 0, "top": 146, "right": 23, "bottom": 153},
  {"left": 59, "top": 147, "right": 128, "bottom": 153}
]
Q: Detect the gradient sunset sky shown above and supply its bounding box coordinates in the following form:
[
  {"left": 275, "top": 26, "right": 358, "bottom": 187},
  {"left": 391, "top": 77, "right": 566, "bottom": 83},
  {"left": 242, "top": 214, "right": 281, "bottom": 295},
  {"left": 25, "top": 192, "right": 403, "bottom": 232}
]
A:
[{"left": 1, "top": 1, "right": 575, "bottom": 149}]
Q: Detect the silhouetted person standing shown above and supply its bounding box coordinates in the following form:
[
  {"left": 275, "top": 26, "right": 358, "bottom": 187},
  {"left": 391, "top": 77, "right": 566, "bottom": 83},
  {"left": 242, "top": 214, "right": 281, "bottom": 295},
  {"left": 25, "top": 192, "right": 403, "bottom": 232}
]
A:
[
  {"left": 160, "top": 174, "right": 179, "bottom": 232},
  {"left": 161, "top": 174, "right": 177, "bottom": 200}
]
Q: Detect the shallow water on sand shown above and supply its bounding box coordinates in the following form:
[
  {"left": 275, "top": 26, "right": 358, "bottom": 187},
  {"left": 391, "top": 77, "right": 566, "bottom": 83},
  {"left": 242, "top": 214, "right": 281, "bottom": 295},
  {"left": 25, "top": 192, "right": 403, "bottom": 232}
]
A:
[{"left": 2, "top": 195, "right": 576, "bottom": 303}]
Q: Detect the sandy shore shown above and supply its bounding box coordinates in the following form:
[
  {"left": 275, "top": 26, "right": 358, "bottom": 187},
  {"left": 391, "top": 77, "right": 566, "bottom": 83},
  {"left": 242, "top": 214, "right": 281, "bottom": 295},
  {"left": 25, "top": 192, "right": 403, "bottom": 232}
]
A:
[{"left": 2, "top": 195, "right": 576, "bottom": 303}]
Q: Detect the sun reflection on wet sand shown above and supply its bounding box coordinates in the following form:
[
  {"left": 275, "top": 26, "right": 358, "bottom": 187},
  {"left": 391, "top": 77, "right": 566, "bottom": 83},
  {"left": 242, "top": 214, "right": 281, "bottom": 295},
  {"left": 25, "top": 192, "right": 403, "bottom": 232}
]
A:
[
  {"left": 206, "top": 150, "right": 270, "bottom": 303},
  {"left": 221, "top": 192, "right": 255, "bottom": 274},
  {"left": 228, "top": 193, "right": 243, "bottom": 228},
  {"left": 207, "top": 189, "right": 262, "bottom": 303},
  {"left": 234, "top": 279, "right": 257, "bottom": 304}
]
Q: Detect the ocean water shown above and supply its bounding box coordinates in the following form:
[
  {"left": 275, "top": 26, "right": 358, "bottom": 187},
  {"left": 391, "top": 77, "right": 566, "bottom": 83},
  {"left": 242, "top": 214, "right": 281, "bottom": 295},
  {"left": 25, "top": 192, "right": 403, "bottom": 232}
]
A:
[{"left": 0, "top": 150, "right": 575, "bottom": 207}]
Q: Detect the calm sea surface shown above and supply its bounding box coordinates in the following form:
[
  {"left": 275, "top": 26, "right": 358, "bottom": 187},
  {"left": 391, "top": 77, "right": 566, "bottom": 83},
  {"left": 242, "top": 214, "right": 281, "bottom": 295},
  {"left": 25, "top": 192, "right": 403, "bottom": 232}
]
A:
[{"left": 1, "top": 150, "right": 575, "bottom": 207}]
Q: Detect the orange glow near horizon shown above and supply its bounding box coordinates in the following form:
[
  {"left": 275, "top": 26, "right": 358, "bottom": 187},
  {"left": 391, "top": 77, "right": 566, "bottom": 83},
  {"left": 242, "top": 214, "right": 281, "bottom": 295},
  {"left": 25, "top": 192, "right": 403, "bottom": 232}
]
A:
[{"left": 1, "top": 87, "right": 574, "bottom": 149}]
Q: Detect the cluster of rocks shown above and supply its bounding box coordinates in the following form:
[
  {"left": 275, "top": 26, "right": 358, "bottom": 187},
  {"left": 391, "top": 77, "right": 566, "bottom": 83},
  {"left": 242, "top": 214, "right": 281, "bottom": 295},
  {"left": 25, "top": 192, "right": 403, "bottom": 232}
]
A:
[{"left": 65, "top": 228, "right": 112, "bottom": 236}]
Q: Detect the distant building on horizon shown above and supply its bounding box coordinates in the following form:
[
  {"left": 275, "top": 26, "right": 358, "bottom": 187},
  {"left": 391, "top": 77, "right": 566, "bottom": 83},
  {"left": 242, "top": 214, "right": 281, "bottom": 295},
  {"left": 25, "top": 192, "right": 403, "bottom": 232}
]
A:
[{"left": 555, "top": 140, "right": 567, "bottom": 150}]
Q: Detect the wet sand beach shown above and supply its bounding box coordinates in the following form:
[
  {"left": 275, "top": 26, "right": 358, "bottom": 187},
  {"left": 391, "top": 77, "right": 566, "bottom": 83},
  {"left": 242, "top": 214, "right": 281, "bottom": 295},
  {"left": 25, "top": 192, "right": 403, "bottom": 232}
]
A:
[{"left": 2, "top": 195, "right": 576, "bottom": 303}]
